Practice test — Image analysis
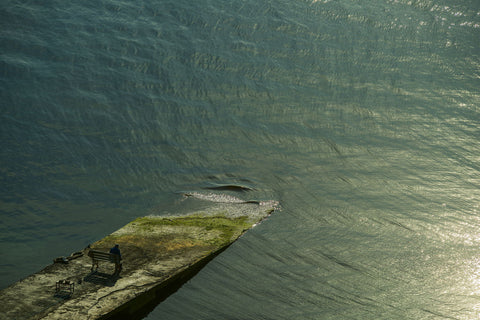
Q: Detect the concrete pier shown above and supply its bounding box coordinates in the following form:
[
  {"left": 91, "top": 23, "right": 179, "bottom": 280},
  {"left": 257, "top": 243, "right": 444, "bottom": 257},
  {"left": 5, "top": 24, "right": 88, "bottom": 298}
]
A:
[{"left": 0, "top": 199, "right": 277, "bottom": 320}]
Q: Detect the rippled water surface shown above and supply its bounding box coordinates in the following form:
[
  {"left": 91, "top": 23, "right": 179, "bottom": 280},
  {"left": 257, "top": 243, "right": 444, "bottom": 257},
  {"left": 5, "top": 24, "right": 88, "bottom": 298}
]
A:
[{"left": 1, "top": 0, "right": 480, "bottom": 318}]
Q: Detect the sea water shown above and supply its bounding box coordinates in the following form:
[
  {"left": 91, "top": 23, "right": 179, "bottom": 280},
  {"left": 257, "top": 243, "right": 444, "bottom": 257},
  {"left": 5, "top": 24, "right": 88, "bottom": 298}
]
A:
[{"left": 1, "top": 0, "right": 479, "bottom": 318}]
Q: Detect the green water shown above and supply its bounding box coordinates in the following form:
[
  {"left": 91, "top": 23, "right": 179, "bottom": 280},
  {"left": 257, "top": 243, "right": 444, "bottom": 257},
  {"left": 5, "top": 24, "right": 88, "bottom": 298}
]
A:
[{"left": 1, "top": 0, "right": 480, "bottom": 318}]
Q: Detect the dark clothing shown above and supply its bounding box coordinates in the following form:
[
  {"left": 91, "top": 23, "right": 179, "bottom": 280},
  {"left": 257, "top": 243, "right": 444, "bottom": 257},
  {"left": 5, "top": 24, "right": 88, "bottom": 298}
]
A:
[
  {"left": 110, "top": 245, "right": 123, "bottom": 275},
  {"left": 110, "top": 246, "right": 122, "bottom": 259}
]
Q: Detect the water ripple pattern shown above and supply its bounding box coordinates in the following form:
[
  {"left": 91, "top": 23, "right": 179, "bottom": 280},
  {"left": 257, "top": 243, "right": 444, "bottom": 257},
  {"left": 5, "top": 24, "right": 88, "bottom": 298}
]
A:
[{"left": 1, "top": 0, "right": 479, "bottom": 319}]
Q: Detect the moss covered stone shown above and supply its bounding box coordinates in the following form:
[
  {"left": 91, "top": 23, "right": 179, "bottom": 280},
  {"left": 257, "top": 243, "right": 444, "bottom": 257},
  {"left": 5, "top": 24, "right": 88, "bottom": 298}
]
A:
[{"left": 93, "top": 214, "right": 253, "bottom": 259}]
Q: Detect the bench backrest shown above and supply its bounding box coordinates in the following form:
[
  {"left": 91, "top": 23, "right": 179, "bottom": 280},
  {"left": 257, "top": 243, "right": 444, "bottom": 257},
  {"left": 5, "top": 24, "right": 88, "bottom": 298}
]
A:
[{"left": 88, "top": 250, "right": 120, "bottom": 263}]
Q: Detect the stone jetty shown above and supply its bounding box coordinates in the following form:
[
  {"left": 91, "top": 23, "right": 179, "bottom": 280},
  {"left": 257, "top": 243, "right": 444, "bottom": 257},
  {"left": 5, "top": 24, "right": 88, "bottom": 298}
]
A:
[{"left": 0, "top": 198, "right": 277, "bottom": 320}]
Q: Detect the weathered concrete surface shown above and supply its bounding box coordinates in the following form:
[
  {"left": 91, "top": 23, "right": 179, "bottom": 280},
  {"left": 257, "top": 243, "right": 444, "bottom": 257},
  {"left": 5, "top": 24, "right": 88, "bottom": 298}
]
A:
[{"left": 0, "top": 200, "right": 277, "bottom": 320}]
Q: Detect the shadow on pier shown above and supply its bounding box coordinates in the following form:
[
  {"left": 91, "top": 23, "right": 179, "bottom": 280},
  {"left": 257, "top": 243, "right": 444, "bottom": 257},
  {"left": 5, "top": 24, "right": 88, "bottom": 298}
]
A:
[{"left": 83, "top": 271, "right": 119, "bottom": 287}]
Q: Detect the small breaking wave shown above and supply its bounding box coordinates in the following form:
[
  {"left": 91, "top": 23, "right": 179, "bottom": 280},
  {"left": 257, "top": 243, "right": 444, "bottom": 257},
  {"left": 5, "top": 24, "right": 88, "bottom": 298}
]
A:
[{"left": 182, "top": 192, "right": 248, "bottom": 203}]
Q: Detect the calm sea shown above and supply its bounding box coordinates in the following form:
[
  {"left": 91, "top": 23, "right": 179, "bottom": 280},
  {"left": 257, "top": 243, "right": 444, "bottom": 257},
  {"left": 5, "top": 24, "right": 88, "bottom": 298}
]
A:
[{"left": 1, "top": 0, "right": 479, "bottom": 318}]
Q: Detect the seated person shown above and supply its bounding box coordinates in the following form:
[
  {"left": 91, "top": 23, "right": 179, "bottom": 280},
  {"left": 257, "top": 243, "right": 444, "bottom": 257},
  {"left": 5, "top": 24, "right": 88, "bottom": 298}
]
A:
[{"left": 110, "top": 244, "right": 122, "bottom": 275}]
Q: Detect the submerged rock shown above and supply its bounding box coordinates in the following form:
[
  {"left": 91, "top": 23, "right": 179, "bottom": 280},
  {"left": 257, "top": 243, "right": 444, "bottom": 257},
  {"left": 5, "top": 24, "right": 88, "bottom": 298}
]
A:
[{"left": 0, "top": 200, "right": 277, "bottom": 320}]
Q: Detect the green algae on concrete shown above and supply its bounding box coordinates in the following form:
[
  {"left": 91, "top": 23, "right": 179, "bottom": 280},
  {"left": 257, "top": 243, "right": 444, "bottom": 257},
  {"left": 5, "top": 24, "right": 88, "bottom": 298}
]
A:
[
  {"left": 0, "top": 199, "right": 277, "bottom": 320},
  {"left": 100, "top": 214, "right": 252, "bottom": 249}
]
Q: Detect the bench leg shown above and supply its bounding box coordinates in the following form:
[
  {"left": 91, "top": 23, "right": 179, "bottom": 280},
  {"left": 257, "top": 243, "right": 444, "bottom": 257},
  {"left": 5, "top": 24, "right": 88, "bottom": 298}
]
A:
[{"left": 91, "top": 260, "right": 99, "bottom": 272}]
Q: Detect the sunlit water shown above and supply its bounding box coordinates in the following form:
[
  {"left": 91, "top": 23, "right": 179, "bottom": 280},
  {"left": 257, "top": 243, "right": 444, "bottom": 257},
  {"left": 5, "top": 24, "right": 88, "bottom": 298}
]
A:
[{"left": 1, "top": 0, "right": 479, "bottom": 318}]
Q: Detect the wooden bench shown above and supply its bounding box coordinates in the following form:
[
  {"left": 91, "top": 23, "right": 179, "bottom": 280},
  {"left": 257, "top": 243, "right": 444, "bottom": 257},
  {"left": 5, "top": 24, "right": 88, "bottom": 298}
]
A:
[{"left": 88, "top": 250, "right": 122, "bottom": 274}]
